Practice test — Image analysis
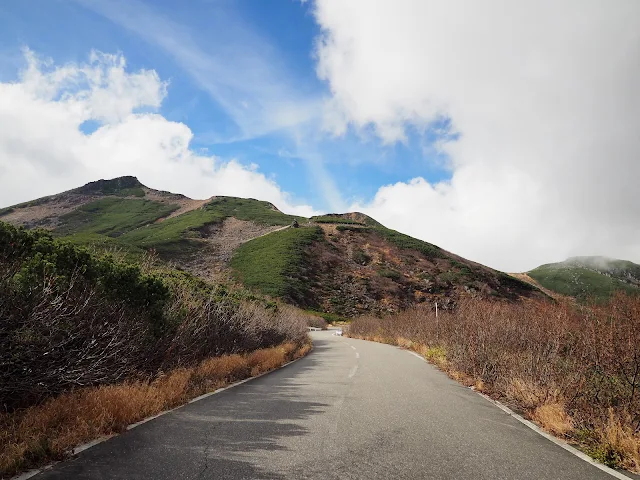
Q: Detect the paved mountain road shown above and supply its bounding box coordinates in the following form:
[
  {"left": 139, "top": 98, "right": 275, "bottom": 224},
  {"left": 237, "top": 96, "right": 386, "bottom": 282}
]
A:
[{"left": 34, "top": 331, "right": 621, "bottom": 480}]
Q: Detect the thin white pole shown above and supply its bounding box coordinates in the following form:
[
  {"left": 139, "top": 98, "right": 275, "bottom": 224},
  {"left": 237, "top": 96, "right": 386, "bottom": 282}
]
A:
[{"left": 435, "top": 301, "right": 438, "bottom": 318}]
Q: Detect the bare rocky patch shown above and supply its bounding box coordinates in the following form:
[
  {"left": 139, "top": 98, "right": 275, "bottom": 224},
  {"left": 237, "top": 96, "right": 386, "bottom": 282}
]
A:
[
  {"left": 176, "top": 218, "right": 289, "bottom": 283},
  {"left": 1, "top": 194, "right": 100, "bottom": 229}
]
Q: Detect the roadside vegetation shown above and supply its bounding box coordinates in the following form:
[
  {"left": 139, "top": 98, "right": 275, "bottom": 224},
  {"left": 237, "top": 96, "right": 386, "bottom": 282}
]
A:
[
  {"left": 347, "top": 295, "right": 640, "bottom": 472},
  {"left": 0, "top": 222, "right": 312, "bottom": 477}
]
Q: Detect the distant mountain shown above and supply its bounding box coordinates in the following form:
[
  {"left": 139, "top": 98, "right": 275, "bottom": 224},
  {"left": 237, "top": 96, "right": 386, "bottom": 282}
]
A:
[
  {"left": 528, "top": 256, "right": 640, "bottom": 301},
  {"left": 0, "top": 176, "right": 545, "bottom": 316}
]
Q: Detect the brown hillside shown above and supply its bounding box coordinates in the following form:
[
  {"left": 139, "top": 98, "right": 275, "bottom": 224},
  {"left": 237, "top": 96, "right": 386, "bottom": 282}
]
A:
[{"left": 300, "top": 224, "right": 544, "bottom": 316}]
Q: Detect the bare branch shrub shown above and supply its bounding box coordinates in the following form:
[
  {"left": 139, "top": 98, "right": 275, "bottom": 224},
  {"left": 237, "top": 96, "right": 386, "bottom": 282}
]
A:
[
  {"left": 348, "top": 294, "right": 640, "bottom": 471},
  {"left": 0, "top": 223, "right": 309, "bottom": 412}
]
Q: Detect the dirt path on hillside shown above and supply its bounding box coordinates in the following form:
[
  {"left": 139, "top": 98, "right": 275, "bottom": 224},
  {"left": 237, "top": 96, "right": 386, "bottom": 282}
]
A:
[
  {"left": 180, "top": 219, "right": 290, "bottom": 283},
  {"left": 206, "top": 219, "right": 290, "bottom": 263},
  {"left": 509, "top": 272, "right": 567, "bottom": 300}
]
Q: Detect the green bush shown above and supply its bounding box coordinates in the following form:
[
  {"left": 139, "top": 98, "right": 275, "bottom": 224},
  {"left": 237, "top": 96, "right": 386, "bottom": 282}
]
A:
[
  {"left": 1, "top": 222, "right": 169, "bottom": 325},
  {"left": 353, "top": 248, "right": 372, "bottom": 265},
  {"left": 378, "top": 268, "right": 402, "bottom": 281}
]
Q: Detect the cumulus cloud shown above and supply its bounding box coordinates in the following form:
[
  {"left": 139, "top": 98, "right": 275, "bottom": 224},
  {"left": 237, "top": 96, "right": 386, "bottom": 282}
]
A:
[
  {"left": 0, "top": 49, "right": 316, "bottom": 217},
  {"left": 314, "top": 0, "right": 640, "bottom": 271}
]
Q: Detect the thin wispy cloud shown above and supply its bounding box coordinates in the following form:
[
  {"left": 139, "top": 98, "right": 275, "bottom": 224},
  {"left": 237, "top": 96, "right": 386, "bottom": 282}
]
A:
[
  {"left": 74, "top": 0, "right": 345, "bottom": 210},
  {"left": 75, "top": 0, "right": 321, "bottom": 141}
]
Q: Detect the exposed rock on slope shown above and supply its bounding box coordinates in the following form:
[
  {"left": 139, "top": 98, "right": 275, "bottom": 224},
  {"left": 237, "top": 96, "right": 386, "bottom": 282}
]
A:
[{"left": 1, "top": 176, "right": 545, "bottom": 316}]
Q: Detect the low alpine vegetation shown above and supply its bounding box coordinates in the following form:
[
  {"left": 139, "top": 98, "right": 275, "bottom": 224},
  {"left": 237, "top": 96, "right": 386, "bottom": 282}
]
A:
[{"left": 347, "top": 295, "right": 640, "bottom": 472}]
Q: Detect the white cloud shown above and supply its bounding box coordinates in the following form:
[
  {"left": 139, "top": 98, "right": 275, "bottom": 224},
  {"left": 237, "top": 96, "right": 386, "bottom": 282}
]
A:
[
  {"left": 0, "top": 50, "right": 316, "bottom": 217},
  {"left": 315, "top": 0, "right": 640, "bottom": 271}
]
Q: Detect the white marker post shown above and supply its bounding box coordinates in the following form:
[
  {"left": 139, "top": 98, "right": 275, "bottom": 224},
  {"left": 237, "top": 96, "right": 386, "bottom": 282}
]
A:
[{"left": 435, "top": 301, "right": 439, "bottom": 342}]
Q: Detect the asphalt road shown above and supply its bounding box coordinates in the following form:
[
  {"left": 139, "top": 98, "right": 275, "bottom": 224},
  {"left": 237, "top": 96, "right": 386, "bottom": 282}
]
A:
[{"left": 33, "top": 330, "right": 623, "bottom": 480}]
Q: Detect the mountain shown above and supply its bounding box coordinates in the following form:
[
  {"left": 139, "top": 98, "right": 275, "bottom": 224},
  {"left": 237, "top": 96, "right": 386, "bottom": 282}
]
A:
[
  {"left": 527, "top": 256, "right": 640, "bottom": 301},
  {"left": 0, "top": 176, "right": 544, "bottom": 316}
]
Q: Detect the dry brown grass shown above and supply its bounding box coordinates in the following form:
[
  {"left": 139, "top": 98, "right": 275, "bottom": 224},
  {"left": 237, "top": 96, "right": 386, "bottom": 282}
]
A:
[
  {"left": 346, "top": 293, "right": 640, "bottom": 472},
  {"left": 595, "top": 410, "right": 640, "bottom": 472},
  {"left": 532, "top": 403, "right": 574, "bottom": 436},
  {"left": 0, "top": 341, "right": 310, "bottom": 478},
  {"left": 504, "top": 378, "right": 554, "bottom": 410}
]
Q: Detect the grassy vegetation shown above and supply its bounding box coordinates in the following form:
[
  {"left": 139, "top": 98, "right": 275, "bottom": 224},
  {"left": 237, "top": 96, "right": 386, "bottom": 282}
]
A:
[
  {"left": 336, "top": 225, "right": 370, "bottom": 232},
  {"left": 311, "top": 215, "right": 365, "bottom": 225},
  {"left": 497, "top": 272, "right": 537, "bottom": 292},
  {"left": 209, "top": 197, "right": 306, "bottom": 225},
  {"left": 374, "top": 227, "right": 444, "bottom": 259},
  {"left": 348, "top": 295, "right": 640, "bottom": 472},
  {"left": 117, "top": 187, "right": 146, "bottom": 197},
  {"left": 529, "top": 265, "right": 638, "bottom": 301},
  {"left": 38, "top": 195, "right": 310, "bottom": 258},
  {"left": 353, "top": 247, "right": 372, "bottom": 265},
  {"left": 305, "top": 310, "right": 350, "bottom": 324},
  {"left": 378, "top": 267, "right": 402, "bottom": 281},
  {"left": 338, "top": 225, "right": 444, "bottom": 260},
  {"left": 117, "top": 207, "right": 221, "bottom": 253},
  {"left": 116, "top": 197, "right": 307, "bottom": 255},
  {"left": 231, "top": 226, "right": 323, "bottom": 304},
  {"left": 56, "top": 198, "right": 178, "bottom": 239}
]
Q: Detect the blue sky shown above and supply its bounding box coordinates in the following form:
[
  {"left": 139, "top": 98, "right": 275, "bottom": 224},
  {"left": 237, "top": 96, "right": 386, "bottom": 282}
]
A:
[{"left": 0, "top": 0, "right": 450, "bottom": 212}]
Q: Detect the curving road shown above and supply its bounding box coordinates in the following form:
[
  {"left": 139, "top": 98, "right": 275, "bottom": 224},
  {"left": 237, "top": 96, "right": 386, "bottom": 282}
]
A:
[{"left": 33, "top": 330, "right": 626, "bottom": 480}]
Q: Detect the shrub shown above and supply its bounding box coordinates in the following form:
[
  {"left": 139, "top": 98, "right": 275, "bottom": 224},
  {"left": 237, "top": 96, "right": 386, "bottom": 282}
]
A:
[
  {"left": 353, "top": 248, "right": 372, "bottom": 266},
  {"left": 378, "top": 268, "right": 402, "bottom": 281},
  {"left": 347, "top": 294, "right": 640, "bottom": 471},
  {"left": 0, "top": 221, "right": 309, "bottom": 412}
]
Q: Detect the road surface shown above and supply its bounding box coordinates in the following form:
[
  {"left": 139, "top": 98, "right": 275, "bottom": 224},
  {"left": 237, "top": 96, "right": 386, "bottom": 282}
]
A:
[{"left": 34, "top": 330, "right": 623, "bottom": 479}]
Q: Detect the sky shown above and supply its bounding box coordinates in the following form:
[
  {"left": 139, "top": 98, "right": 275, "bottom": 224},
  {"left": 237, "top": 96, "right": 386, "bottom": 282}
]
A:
[{"left": 0, "top": 0, "right": 639, "bottom": 272}]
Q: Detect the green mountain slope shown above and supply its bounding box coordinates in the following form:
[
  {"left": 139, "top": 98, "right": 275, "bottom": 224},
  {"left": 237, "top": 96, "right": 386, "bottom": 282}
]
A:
[
  {"left": 1, "top": 176, "right": 546, "bottom": 315},
  {"left": 528, "top": 256, "right": 640, "bottom": 301}
]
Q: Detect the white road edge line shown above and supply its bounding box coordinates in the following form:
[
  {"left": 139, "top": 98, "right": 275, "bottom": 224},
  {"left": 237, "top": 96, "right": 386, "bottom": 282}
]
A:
[
  {"left": 350, "top": 345, "right": 356, "bottom": 350},
  {"left": 10, "top": 347, "right": 313, "bottom": 480},
  {"left": 403, "top": 347, "right": 633, "bottom": 480}
]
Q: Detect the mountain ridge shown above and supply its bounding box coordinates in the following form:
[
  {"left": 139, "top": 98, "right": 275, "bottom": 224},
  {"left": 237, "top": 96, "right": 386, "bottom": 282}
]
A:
[
  {"left": 1, "top": 176, "right": 545, "bottom": 315},
  {"left": 528, "top": 255, "right": 640, "bottom": 301}
]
